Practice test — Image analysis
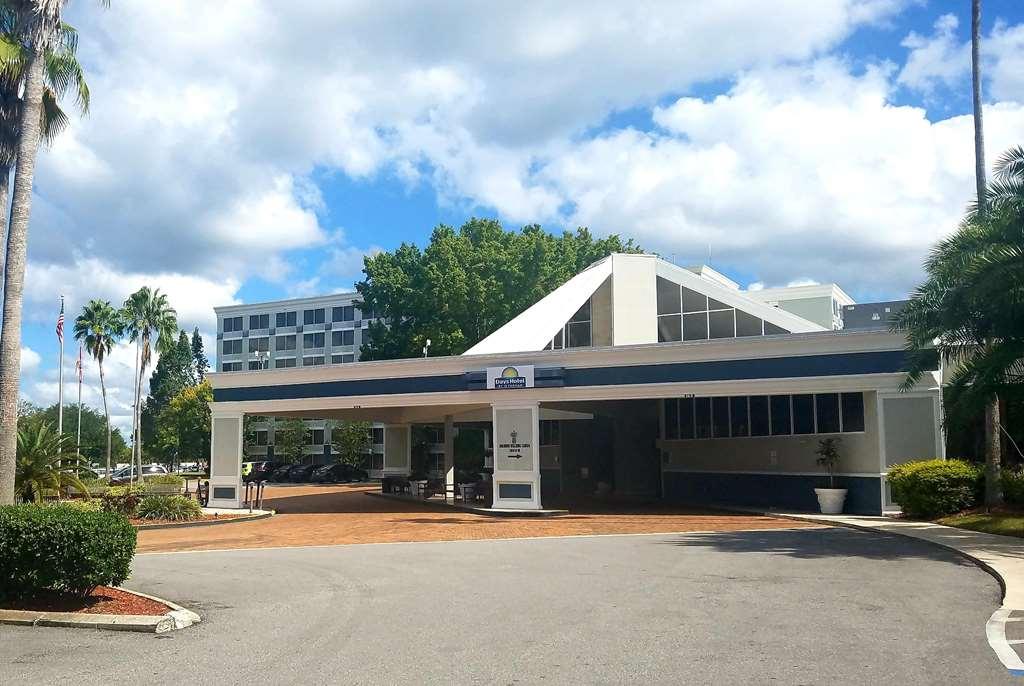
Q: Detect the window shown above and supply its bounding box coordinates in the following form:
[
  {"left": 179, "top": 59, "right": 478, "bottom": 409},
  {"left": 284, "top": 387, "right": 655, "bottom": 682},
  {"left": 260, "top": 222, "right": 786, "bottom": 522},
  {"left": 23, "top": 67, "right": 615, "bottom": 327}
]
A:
[
  {"left": 712, "top": 397, "right": 730, "bottom": 438},
  {"left": 303, "top": 332, "right": 325, "bottom": 349},
  {"left": 249, "top": 314, "right": 269, "bottom": 330},
  {"left": 223, "top": 316, "right": 243, "bottom": 333},
  {"left": 331, "top": 354, "right": 355, "bottom": 364},
  {"left": 370, "top": 427, "right": 384, "bottom": 445},
  {"left": 428, "top": 451, "right": 445, "bottom": 473},
  {"left": 749, "top": 396, "right": 770, "bottom": 436},
  {"left": 730, "top": 396, "right": 749, "bottom": 437},
  {"left": 276, "top": 335, "right": 296, "bottom": 351},
  {"left": 841, "top": 393, "right": 865, "bottom": 432},
  {"left": 332, "top": 305, "right": 355, "bottom": 322},
  {"left": 657, "top": 277, "right": 681, "bottom": 315},
  {"left": 792, "top": 394, "right": 815, "bottom": 434},
  {"left": 678, "top": 397, "right": 695, "bottom": 439},
  {"left": 708, "top": 310, "right": 735, "bottom": 339},
  {"left": 303, "top": 308, "right": 325, "bottom": 325},
  {"left": 221, "top": 361, "right": 242, "bottom": 372},
  {"left": 275, "top": 357, "right": 296, "bottom": 369},
  {"left": 364, "top": 452, "right": 384, "bottom": 471},
  {"left": 683, "top": 312, "right": 708, "bottom": 341},
  {"left": 551, "top": 329, "right": 564, "bottom": 350},
  {"left": 302, "top": 355, "right": 325, "bottom": 366},
  {"left": 425, "top": 426, "right": 445, "bottom": 444},
  {"left": 222, "top": 339, "right": 242, "bottom": 355},
  {"left": 682, "top": 287, "right": 707, "bottom": 313},
  {"left": 566, "top": 300, "right": 592, "bottom": 348},
  {"left": 332, "top": 329, "right": 354, "bottom": 347},
  {"left": 540, "top": 420, "right": 561, "bottom": 446},
  {"left": 276, "top": 311, "right": 297, "bottom": 328},
  {"left": 658, "top": 315, "right": 682, "bottom": 343},
  {"left": 664, "top": 398, "right": 679, "bottom": 439},
  {"left": 306, "top": 429, "right": 325, "bottom": 445},
  {"left": 815, "top": 393, "right": 841, "bottom": 433},
  {"left": 254, "top": 430, "right": 268, "bottom": 446},
  {"left": 249, "top": 337, "right": 269, "bottom": 353},
  {"left": 694, "top": 397, "right": 712, "bottom": 439},
  {"left": 764, "top": 321, "right": 789, "bottom": 335},
  {"left": 248, "top": 361, "right": 263, "bottom": 371},
  {"left": 735, "top": 310, "right": 763, "bottom": 337},
  {"left": 770, "top": 395, "right": 791, "bottom": 435}
]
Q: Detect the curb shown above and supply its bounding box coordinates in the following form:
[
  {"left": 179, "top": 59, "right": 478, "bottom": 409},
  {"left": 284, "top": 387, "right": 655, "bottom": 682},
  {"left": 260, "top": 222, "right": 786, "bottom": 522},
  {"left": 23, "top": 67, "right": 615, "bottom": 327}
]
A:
[
  {"left": 0, "top": 588, "right": 201, "bottom": 633},
  {"left": 366, "top": 491, "right": 569, "bottom": 517},
  {"left": 135, "top": 510, "right": 274, "bottom": 530}
]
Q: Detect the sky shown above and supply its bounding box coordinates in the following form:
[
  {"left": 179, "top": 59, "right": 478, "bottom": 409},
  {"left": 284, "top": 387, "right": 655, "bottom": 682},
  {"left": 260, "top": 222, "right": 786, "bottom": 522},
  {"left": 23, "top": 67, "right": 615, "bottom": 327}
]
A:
[{"left": 15, "top": 0, "right": 1024, "bottom": 437}]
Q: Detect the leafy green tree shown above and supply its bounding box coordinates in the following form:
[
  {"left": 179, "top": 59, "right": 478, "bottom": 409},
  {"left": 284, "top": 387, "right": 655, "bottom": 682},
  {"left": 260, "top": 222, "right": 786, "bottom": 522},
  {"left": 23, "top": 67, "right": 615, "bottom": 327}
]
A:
[
  {"left": 73, "top": 298, "right": 121, "bottom": 476},
  {"left": 15, "top": 419, "right": 90, "bottom": 503},
  {"left": 191, "top": 326, "right": 208, "bottom": 381},
  {"left": 159, "top": 381, "right": 212, "bottom": 469},
  {"left": 330, "top": 420, "right": 371, "bottom": 467},
  {"left": 25, "top": 403, "right": 129, "bottom": 466},
  {"left": 121, "top": 287, "right": 177, "bottom": 480},
  {"left": 141, "top": 330, "right": 196, "bottom": 460},
  {"left": 273, "top": 418, "right": 307, "bottom": 464},
  {"left": 896, "top": 147, "right": 1024, "bottom": 507},
  {"left": 0, "top": 4, "right": 102, "bottom": 506},
  {"left": 356, "top": 219, "right": 641, "bottom": 360}
]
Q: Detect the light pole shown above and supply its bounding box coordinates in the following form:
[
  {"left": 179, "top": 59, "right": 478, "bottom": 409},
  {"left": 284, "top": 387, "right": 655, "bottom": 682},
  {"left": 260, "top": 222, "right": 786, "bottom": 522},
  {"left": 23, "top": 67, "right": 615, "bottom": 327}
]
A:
[
  {"left": 254, "top": 350, "right": 268, "bottom": 370},
  {"left": 422, "top": 338, "right": 431, "bottom": 358}
]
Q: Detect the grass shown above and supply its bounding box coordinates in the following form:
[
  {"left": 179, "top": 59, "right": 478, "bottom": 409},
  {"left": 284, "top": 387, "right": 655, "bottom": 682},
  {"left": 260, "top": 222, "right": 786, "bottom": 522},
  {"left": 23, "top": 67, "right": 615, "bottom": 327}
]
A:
[{"left": 937, "top": 510, "right": 1024, "bottom": 538}]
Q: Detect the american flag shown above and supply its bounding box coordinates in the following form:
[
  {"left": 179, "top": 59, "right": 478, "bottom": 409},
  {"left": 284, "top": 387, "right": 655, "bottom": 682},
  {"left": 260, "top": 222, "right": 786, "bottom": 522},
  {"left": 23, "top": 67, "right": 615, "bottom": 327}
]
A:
[{"left": 55, "top": 299, "right": 64, "bottom": 343}]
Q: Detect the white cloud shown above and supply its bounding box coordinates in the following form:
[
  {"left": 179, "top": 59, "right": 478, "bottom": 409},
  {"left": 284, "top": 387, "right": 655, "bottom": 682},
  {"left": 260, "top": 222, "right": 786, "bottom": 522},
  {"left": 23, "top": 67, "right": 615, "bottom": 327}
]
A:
[{"left": 20, "top": 347, "right": 41, "bottom": 374}]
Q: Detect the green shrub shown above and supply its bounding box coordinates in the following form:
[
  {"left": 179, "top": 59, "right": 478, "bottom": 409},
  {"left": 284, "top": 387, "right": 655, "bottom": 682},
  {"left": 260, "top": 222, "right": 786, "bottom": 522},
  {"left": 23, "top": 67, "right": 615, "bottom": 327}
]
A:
[
  {"left": 887, "top": 459, "right": 983, "bottom": 518},
  {"left": 1002, "top": 470, "right": 1024, "bottom": 507},
  {"left": 144, "top": 473, "right": 184, "bottom": 487},
  {"left": 0, "top": 504, "right": 136, "bottom": 600},
  {"left": 101, "top": 486, "right": 143, "bottom": 517},
  {"left": 46, "top": 499, "right": 102, "bottom": 513},
  {"left": 138, "top": 495, "right": 202, "bottom": 521}
]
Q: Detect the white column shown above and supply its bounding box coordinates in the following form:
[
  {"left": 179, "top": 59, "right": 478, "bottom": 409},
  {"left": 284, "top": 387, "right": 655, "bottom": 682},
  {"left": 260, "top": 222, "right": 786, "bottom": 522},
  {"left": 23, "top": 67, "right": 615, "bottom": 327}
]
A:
[
  {"left": 383, "top": 424, "right": 411, "bottom": 475},
  {"left": 491, "top": 401, "right": 542, "bottom": 510},
  {"left": 209, "top": 410, "right": 244, "bottom": 508},
  {"left": 444, "top": 414, "right": 455, "bottom": 496}
]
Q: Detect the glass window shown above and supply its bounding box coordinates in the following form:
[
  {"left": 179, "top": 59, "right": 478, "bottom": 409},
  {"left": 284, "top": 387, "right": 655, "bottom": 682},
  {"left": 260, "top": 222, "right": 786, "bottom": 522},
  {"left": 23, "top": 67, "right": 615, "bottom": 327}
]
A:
[
  {"left": 764, "top": 321, "right": 789, "bottom": 335},
  {"left": 566, "top": 321, "right": 591, "bottom": 348},
  {"left": 683, "top": 312, "right": 708, "bottom": 340},
  {"left": 249, "top": 314, "right": 269, "bottom": 330},
  {"left": 664, "top": 399, "right": 679, "bottom": 439},
  {"left": 841, "top": 393, "right": 865, "bottom": 432},
  {"left": 730, "top": 396, "right": 749, "bottom": 437},
  {"left": 551, "top": 328, "right": 564, "bottom": 350},
  {"left": 370, "top": 427, "right": 384, "bottom": 444},
  {"left": 307, "top": 429, "right": 325, "bottom": 445},
  {"left": 750, "top": 396, "right": 770, "bottom": 436},
  {"left": 249, "top": 337, "right": 269, "bottom": 353},
  {"left": 223, "top": 316, "right": 243, "bottom": 332},
  {"left": 712, "top": 397, "right": 730, "bottom": 438},
  {"left": 332, "top": 330, "right": 354, "bottom": 346},
  {"left": 694, "top": 397, "right": 712, "bottom": 439},
  {"left": 331, "top": 354, "right": 355, "bottom": 364},
  {"left": 708, "top": 310, "right": 735, "bottom": 339},
  {"left": 656, "top": 277, "right": 681, "bottom": 315},
  {"left": 770, "top": 395, "right": 791, "bottom": 435},
  {"left": 816, "top": 393, "right": 841, "bottom": 433},
  {"left": 682, "top": 287, "right": 707, "bottom": 313},
  {"left": 276, "top": 335, "right": 296, "bottom": 351},
  {"left": 222, "top": 339, "right": 242, "bottom": 355},
  {"left": 332, "top": 305, "right": 355, "bottom": 322},
  {"left": 792, "top": 394, "right": 815, "bottom": 434},
  {"left": 276, "top": 311, "right": 296, "bottom": 328},
  {"left": 221, "top": 362, "right": 242, "bottom": 372},
  {"left": 735, "top": 310, "right": 763, "bottom": 337},
  {"left": 275, "top": 357, "right": 296, "bottom": 369},
  {"left": 570, "top": 300, "right": 591, "bottom": 323},
  {"left": 679, "top": 398, "right": 695, "bottom": 439},
  {"left": 303, "top": 308, "right": 325, "bottom": 325},
  {"left": 302, "top": 355, "right": 325, "bottom": 366},
  {"left": 658, "top": 314, "right": 682, "bottom": 342},
  {"left": 254, "top": 430, "right": 268, "bottom": 446},
  {"left": 303, "top": 332, "right": 325, "bottom": 348},
  {"left": 707, "top": 296, "right": 731, "bottom": 311},
  {"left": 540, "top": 420, "right": 561, "bottom": 446}
]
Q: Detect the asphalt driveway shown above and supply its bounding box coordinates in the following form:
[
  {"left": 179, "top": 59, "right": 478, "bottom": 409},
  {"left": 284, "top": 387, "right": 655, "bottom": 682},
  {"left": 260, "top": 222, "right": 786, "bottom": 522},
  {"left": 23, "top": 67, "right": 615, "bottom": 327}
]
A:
[{"left": 1, "top": 526, "right": 1010, "bottom": 684}]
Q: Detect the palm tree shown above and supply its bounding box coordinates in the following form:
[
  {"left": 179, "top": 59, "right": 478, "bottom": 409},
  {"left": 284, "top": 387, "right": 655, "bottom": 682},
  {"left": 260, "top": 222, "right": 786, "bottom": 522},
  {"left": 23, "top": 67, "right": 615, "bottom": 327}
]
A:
[
  {"left": 0, "top": 0, "right": 100, "bottom": 505},
  {"left": 896, "top": 147, "right": 1024, "bottom": 506},
  {"left": 121, "top": 287, "right": 177, "bottom": 483},
  {"left": 15, "top": 418, "right": 90, "bottom": 502},
  {"left": 73, "top": 299, "right": 121, "bottom": 479}
]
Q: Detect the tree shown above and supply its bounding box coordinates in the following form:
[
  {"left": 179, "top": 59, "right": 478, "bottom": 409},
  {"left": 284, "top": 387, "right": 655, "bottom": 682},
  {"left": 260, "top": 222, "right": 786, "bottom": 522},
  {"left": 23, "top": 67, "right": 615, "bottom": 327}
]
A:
[
  {"left": 330, "top": 420, "right": 371, "bottom": 467},
  {"left": 0, "top": 1, "right": 99, "bottom": 506},
  {"left": 15, "top": 418, "right": 90, "bottom": 503},
  {"left": 191, "top": 327, "right": 208, "bottom": 381},
  {"left": 73, "top": 298, "right": 121, "bottom": 477},
  {"left": 356, "top": 219, "right": 641, "bottom": 360},
  {"left": 141, "top": 329, "right": 195, "bottom": 461},
  {"left": 895, "top": 147, "right": 1024, "bottom": 507},
  {"left": 160, "top": 381, "right": 212, "bottom": 470},
  {"left": 25, "top": 402, "right": 129, "bottom": 465},
  {"left": 121, "top": 287, "right": 177, "bottom": 482},
  {"left": 273, "top": 418, "right": 307, "bottom": 464}
]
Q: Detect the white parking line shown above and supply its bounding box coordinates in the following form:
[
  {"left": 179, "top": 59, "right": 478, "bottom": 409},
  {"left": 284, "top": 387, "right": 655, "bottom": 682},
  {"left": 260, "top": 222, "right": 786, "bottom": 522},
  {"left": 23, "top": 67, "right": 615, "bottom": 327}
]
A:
[{"left": 986, "top": 608, "right": 1024, "bottom": 677}]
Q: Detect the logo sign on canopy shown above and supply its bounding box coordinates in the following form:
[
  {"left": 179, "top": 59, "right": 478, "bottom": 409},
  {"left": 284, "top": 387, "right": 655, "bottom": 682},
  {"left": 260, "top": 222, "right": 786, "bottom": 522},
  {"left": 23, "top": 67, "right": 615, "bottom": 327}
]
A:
[{"left": 486, "top": 365, "right": 535, "bottom": 390}]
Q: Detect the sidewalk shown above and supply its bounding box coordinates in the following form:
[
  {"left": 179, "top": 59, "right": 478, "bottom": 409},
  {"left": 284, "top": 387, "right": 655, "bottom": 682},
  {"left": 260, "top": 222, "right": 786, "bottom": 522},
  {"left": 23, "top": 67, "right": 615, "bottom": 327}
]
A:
[{"left": 763, "top": 510, "right": 1024, "bottom": 677}]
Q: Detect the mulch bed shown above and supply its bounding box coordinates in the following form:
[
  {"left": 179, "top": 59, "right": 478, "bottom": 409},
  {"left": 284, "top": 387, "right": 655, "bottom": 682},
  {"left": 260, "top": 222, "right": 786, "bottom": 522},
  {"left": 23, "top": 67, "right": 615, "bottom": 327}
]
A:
[
  {"left": 131, "top": 513, "right": 248, "bottom": 526},
  {"left": 1, "top": 586, "right": 170, "bottom": 616}
]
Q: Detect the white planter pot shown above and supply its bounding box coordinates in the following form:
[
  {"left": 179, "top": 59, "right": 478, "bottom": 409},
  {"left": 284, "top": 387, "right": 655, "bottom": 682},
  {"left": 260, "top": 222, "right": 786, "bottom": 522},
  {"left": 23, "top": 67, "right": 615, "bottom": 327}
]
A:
[{"left": 814, "top": 488, "right": 848, "bottom": 515}]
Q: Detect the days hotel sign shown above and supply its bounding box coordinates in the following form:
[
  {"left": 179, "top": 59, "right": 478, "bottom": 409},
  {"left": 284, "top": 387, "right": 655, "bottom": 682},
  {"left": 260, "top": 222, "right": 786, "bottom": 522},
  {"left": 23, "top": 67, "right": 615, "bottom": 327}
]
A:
[{"left": 486, "top": 365, "right": 535, "bottom": 390}]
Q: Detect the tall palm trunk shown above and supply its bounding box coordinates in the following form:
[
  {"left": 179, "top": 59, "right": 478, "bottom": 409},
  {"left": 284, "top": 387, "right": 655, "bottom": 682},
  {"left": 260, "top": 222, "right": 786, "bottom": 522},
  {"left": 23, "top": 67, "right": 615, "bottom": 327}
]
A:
[
  {"left": 0, "top": 47, "right": 46, "bottom": 506},
  {"left": 98, "top": 359, "right": 111, "bottom": 477},
  {"left": 971, "top": 0, "right": 1002, "bottom": 507},
  {"left": 0, "top": 165, "right": 11, "bottom": 292}
]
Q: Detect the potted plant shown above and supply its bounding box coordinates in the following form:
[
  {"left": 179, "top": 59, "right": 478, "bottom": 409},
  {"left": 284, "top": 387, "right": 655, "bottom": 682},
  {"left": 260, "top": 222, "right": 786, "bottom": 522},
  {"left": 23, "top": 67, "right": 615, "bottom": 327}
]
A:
[{"left": 814, "top": 437, "right": 847, "bottom": 514}]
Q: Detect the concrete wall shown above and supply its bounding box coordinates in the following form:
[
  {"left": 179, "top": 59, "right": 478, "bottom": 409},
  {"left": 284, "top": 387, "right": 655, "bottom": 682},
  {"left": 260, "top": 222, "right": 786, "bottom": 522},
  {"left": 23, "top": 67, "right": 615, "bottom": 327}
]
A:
[
  {"left": 383, "top": 425, "right": 410, "bottom": 471},
  {"left": 775, "top": 296, "right": 834, "bottom": 330},
  {"left": 611, "top": 254, "right": 657, "bottom": 346},
  {"left": 882, "top": 396, "right": 939, "bottom": 466}
]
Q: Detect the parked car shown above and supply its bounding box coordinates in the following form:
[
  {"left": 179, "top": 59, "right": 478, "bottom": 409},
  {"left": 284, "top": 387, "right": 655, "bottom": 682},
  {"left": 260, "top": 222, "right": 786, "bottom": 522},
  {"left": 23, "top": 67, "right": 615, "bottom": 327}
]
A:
[
  {"left": 247, "top": 461, "right": 281, "bottom": 483},
  {"left": 268, "top": 464, "right": 294, "bottom": 482},
  {"left": 286, "top": 464, "right": 318, "bottom": 483},
  {"left": 109, "top": 463, "right": 168, "bottom": 484},
  {"left": 312, "top": 462, "right": 369, "bottom": 483}
]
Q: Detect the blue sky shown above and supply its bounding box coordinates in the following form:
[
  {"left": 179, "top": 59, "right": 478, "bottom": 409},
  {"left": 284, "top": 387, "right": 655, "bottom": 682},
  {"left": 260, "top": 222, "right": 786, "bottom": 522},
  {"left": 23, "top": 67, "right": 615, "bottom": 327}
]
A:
[{"left": 17, "top": 0, "right": 1024, "bottom": 432}]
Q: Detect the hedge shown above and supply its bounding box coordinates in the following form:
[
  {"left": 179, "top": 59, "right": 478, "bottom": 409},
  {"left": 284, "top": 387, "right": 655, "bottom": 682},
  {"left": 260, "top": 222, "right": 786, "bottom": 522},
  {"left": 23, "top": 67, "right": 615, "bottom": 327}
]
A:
[
  {"left": 1003, "top": 470, "right": 1024, "bottom": 508},
  {"left": 886, "top": 459, "right": 983, "bottom": 518},
  {"left": 0, "top": 504, "right": 136, "bottom": 600},
  {"left": 138, "top": 495, "right": 202, "bottom": 521}
]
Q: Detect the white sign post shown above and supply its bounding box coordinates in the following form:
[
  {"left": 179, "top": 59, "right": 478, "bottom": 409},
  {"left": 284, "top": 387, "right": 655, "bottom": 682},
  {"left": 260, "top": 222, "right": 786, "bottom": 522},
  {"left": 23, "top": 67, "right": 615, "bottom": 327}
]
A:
[{"left": 491, "top": 402, "right": 541, "bottom": 509}]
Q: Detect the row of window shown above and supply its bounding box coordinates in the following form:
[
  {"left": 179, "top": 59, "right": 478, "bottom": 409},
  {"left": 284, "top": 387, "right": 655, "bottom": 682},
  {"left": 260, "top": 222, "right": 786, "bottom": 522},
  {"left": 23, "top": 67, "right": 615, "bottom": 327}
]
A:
[
  {"left": 222, "top": 305, "right": 377, "bottom": 334},
  {"left": 662, "top": 392, "right": 865, "bottom": 440},
  {"left": 656, "top": 277, "right": 788, "bottom": 343},
  {"left": 544, "top": 300, "right": 593, "bottom": 350},
  {"left": 221, "top": 352, "right": 357, "bottom": 372},
  {"left": 222, "top": 330, "right": 357, "bottom": 356},
  {"left": 250, "top": 426, "right": 386, "bottom": 447}
]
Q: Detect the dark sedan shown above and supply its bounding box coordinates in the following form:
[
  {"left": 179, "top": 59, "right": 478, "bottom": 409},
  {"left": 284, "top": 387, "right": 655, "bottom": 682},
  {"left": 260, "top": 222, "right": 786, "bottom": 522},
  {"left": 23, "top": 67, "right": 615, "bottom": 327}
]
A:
[
  {"left": 311, "top": 463, "right": 369, "bottom": 484},
  {"left": 286, "top": 463, "right": 318, "bottom": 483}
]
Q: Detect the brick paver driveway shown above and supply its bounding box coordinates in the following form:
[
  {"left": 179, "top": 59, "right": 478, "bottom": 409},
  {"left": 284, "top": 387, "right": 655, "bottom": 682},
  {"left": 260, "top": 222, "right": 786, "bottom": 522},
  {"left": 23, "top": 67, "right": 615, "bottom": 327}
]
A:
[{"left": 137, "top": 484, "right": 819, "bottom": 553}]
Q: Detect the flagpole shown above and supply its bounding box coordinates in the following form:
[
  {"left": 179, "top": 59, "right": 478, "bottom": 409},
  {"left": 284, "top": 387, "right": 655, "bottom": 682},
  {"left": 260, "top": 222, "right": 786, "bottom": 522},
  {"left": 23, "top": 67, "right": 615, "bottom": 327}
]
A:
[
  {"left": 57, "top": 296, "right": 64, "bottom": 439},
  {"left": 76, "top": 345, "right": 83, "bottom": 456}
]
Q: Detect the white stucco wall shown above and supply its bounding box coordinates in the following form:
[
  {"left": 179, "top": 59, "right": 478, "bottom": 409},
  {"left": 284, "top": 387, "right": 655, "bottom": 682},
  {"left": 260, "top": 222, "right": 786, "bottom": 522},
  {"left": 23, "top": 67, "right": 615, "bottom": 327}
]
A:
[{"left": 611, "top": 254, "right": 658, "bottom": 346}]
